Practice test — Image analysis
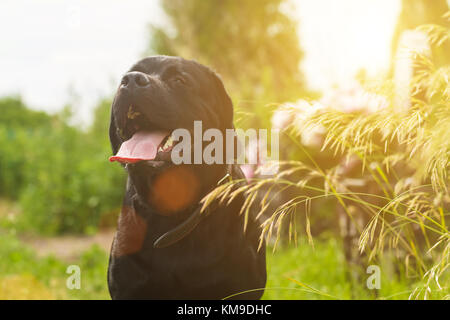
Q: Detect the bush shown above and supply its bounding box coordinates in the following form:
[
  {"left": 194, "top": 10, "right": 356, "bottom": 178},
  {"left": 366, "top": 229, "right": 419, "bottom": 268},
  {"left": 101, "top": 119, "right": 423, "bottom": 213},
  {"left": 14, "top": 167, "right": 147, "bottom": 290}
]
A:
[{"left": 0, "top": 97, "right": 125, "bottom": 235}]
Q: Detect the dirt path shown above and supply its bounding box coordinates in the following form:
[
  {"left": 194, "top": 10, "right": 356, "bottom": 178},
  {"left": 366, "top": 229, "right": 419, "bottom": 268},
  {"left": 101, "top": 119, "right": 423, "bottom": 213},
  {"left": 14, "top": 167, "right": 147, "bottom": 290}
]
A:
[
  {"left": 20, "top": 229, "right": 115, "bottom": 261},
  {"left": 0, "top": 199, "right": 116, "bottom": 262}
]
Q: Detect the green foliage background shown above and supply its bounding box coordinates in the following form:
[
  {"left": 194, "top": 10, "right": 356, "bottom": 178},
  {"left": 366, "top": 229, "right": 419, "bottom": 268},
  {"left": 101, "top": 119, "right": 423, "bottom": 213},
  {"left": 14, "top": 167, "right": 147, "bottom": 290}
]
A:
[{"left": 0, "top": 97, "right": 125, "bottom": 235}]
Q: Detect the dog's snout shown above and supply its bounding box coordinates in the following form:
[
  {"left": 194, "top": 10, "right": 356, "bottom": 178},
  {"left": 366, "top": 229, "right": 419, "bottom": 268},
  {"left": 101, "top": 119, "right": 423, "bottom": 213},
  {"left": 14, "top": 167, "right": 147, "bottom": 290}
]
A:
[{"left": 121, "top": 71, "right": 151, "bottom": 89}]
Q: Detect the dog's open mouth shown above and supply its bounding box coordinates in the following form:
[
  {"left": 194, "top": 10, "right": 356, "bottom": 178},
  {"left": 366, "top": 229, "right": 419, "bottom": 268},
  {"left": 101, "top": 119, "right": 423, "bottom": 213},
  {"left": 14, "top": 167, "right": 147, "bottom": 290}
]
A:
[
  {"left": 109, "top": 131, "right": 175, "bottom": 164},
  {"left": 109, "top": 105, "right": 176, "bottom": 165}
]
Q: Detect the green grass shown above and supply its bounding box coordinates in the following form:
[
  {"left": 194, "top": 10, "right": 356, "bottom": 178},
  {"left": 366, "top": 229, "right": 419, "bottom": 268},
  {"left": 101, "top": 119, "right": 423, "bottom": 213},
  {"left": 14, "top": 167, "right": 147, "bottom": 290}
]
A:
[
  {"left": 263, "top": 238, "right": 357, "bottom": 299},
  {"left": 0, "top": 231, "right": 109, "bottom": 299},
  {"left": 2, "top": 230, "right": 437, "bottom": 300},
  {"left": 262, "top": 237, "right": 424, "bottom": 299}
]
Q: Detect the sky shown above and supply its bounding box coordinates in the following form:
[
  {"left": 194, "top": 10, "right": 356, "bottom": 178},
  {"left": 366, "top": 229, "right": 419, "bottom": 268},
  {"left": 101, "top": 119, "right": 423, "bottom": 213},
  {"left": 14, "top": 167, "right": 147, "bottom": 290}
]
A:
[{"left": 0, "top": 0, "right": 401, "bottom": 125}]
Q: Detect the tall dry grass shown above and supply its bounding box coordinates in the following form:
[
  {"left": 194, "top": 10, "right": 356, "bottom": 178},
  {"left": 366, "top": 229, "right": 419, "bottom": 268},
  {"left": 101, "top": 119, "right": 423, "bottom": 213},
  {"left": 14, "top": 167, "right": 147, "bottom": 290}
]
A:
[{"left": 203, "top": 15, "right": 449, "bottom": 299}]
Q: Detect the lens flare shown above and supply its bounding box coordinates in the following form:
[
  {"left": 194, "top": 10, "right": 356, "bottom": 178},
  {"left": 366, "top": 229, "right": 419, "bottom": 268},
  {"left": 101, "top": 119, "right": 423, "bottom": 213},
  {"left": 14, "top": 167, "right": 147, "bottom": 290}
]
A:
[{"left": 149, "top": 166, "right": 200, "bottom": 215}]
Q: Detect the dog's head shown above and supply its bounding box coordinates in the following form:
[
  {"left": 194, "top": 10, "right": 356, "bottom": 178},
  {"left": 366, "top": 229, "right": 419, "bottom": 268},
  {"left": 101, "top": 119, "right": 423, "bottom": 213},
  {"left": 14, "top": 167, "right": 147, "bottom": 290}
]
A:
[{"left": 109, "top": 56, "right": 234, "bottom": 215}]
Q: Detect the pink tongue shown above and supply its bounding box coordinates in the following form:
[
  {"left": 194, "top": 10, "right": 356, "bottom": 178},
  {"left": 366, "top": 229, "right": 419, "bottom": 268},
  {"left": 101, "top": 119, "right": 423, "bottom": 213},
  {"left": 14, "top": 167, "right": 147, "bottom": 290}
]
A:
[{"left": 109, "top": 131, "right": 169, "bottom": 163}]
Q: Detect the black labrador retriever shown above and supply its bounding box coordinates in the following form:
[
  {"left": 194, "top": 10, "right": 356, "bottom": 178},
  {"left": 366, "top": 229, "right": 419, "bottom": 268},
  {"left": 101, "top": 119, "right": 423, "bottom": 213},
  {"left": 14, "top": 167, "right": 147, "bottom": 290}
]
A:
[{"left": 107, "top": 55, "right": 266, "bottom": 299}]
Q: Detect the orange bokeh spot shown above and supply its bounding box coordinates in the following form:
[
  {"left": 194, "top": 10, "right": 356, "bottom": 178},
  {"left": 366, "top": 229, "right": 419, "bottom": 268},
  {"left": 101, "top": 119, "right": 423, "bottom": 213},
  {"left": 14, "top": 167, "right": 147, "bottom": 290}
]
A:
[{"left": 149, "top": 166, "right": 200, "bottom": 215}]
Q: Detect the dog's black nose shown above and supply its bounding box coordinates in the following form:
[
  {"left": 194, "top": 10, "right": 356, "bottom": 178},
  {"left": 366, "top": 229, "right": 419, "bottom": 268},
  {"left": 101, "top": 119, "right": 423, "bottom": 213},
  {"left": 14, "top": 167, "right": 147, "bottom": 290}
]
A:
[{"left": 120, "top": 72, "right": 150, "bottom": 89}]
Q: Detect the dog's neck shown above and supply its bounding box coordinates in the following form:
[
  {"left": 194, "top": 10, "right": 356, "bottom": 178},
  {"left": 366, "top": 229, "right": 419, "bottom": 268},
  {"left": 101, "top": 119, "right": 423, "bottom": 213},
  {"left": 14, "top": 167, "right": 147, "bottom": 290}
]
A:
[{"left": 131, "top": 164, "right": 234, "bottom": 248}]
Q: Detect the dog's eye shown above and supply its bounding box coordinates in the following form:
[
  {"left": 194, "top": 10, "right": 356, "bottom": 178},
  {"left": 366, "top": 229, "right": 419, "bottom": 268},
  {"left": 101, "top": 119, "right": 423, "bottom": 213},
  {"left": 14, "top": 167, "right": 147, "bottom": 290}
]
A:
[{"left": 172, "top": 76, "right": 186, "bottom": 85}]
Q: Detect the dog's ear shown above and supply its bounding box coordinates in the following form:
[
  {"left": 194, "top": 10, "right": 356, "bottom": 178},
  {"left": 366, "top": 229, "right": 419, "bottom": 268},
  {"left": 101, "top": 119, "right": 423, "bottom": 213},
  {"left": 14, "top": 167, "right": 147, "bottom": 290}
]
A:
[
  {"left": 208, "top": 70, "right": 240, "bottom": 163},
  {"left": 210, "top": 71, "right": 234, "bottom": 131},
  {"left": 109, "top": 111, "right": 121, "bottom": 155}
]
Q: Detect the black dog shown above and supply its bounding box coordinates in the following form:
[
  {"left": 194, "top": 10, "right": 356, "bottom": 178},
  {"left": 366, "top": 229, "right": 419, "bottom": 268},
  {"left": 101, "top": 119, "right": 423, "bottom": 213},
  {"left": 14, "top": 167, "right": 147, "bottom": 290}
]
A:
[{"left": 107, "top": 56, "right": 266, "bottom": 299}]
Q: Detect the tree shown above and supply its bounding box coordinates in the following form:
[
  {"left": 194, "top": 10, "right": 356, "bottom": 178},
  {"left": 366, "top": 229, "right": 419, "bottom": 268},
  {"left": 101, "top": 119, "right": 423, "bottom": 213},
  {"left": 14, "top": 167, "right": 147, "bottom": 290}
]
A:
[
  {"left": 147, "top": 0, "right": 306, "bottom": 127},
  {"left": 0, "top": 96, "right": 53, "bottom": 129}
]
